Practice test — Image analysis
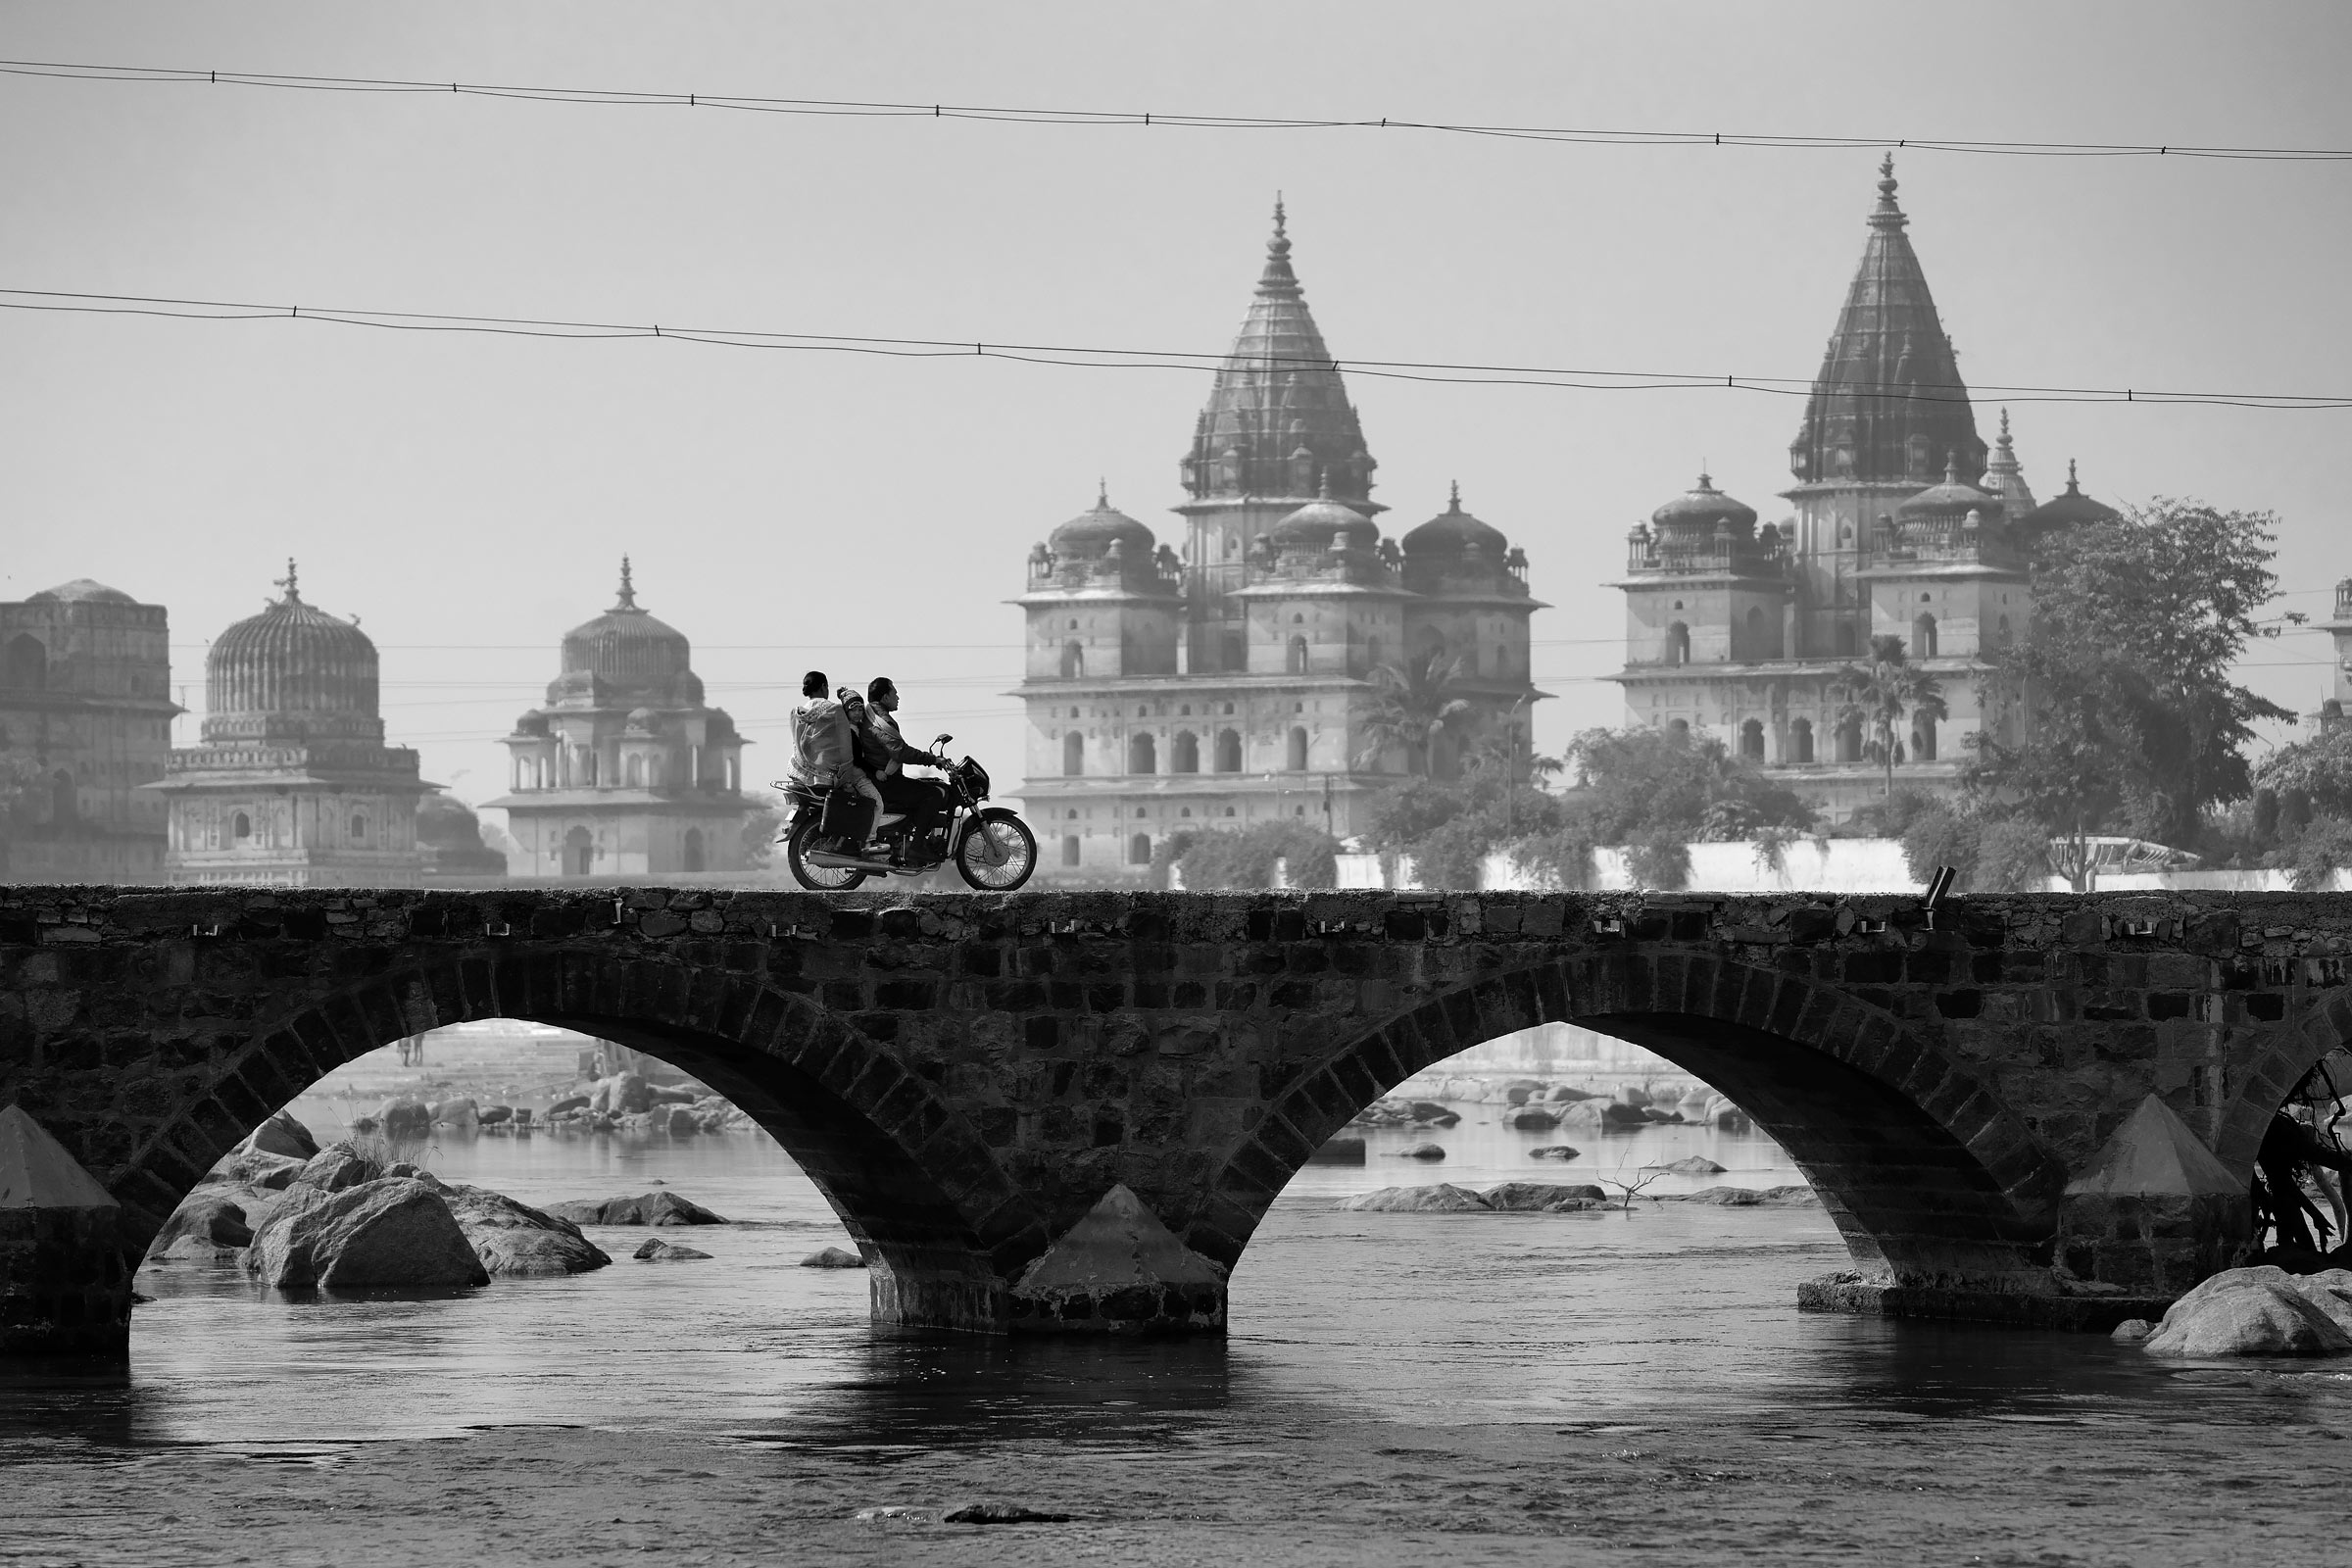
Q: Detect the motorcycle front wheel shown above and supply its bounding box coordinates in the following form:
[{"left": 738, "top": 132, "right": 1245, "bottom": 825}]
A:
[
  {"left": 955, "top": 808, "right": 1036, "bottom": 891},
  {"left": 785, "top": 818, "right": 869, "bottom": 891}
]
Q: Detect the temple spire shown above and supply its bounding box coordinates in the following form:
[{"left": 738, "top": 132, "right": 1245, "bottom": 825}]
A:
[
  {"left": 272, "top": 558, "right": 301, "bottom": 606},
  {"left": 612, "top": 556, "right": 638, "bottom": 611},
  {"left": 1871, "top": 153, "right": 1906, "bottom": 230}
]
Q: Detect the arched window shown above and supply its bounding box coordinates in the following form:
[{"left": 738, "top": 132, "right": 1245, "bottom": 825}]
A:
[
  {"left": 1667, "top": 718, "right": 1690, "bottom": 742},
  {"left": 232, "top": 809, "right": 252, "bottom": 841},
  {"left": 1837, "top": 714, "right": 1863, "bottom": 763},
  {"left": 1790, "top": 717, "right": 1814, "bottom": 764},
  {"left": 351, "top": 813, "right": 368, "bottom": 843},
  {"left": 1996, "top": 614, "right": 2012, "bottom": 647},
  {"left": 1740, "top": 718, "right": 1765, "bottom": 760},
  {"left": 4, "top": 634, "right": 45, "bottom": 691},
  {"left": 682, "top": 827, "right": 706, "bottom": 873},
  {"left": 1172, "top": 731, "right": 1200, "bottom": 773},
  {"left": 1913, "top": 613, "right": 1938, "bottom": 658},
  {"left": 1061, "top": 835, "right": 1082, "bottom": 867},
  {"left": 1179, "top": 807, "right": 1193, "bottom": 818},
  {"left": 1666, "top": 622, "right": 1690, "bottom": 666},
  {"left": 564, "top": 826, "right": 593, "bottom": 876},
  {"left": 1128, "top": 732, "right": 1156, "bottom": 774},
  {"left": 1287, "top": 635, "right": 1308, "bottom": 674},
  {"left": 1223, "top": 807, "right": 1237, "bottom": 818},
  {"left": 1060, "top": 641, "right": 1084, "bottom": 678},
  {"left": 1913, "top": 712, "right": 1937, "bottom": 761},
  {"left": 1062, "top": 732, "right": 1085, "bottom": 776},
  {"left": 1364, "top": 633, "right": 1383, "bottom": 675},
  {"left": 1129, "top": 833, "right": 1152, "bottom": 865},
  {"left": 1214, "top": 729, "right": 1242, "bottom": 772},
  {"left": 626, "top": 755, "right": 644, "bottom": 787},
  {"left": 1287, "top": 726, "right": 1309, "bottom": 770},
  {"left": 46, "top": 770, "right": 74, "bottom": 823}
]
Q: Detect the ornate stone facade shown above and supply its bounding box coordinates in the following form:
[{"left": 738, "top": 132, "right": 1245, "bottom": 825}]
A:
[
  {"left": 1018, "top": 207, "right": 1544, "bottom": 882},
  {"left": 152, "top": 564, "right": 425, "bottom": 887},
  {"left": 1612, "top": 163, "right": 2119, "bottom": 821},
  {"left": 0, "top": 580, "right": 175, "bottom": 884},
  {"left": 486, "top": 562, "right": 753, "bottom": 878}
]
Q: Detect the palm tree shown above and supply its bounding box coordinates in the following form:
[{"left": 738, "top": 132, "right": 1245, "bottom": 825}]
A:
[
  {"left": 1353, "top": 651, "right": 1474, "bottom": 776},
  {"left": 1836, "top": 634, "right": 1947, "bottom": 798}
]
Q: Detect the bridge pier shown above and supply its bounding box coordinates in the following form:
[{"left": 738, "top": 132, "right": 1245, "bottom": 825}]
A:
[{"left": 0, "top": 1106, "right": 133, "bottom": 1356}]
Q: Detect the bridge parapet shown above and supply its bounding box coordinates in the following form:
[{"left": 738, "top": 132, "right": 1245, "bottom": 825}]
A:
[{"left": 3, "top": 886, "right": 2346, "bottom": 1350}]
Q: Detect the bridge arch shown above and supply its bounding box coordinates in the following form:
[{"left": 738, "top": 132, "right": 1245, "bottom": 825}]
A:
[
  {"left": 114, "top": 950, "right": 1046, "bottom": 1332},
  {"left": 2216, "top": 990, "right": 2352, "bottom": 1178},
  {"left": 1202, "top": 950, "right": 2068, "bottom": 1290}
]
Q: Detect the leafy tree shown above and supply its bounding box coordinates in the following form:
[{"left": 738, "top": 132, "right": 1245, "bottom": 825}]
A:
[
  {"left": 1835, "top": 635, "right": 1946, "bottom": 800},
  {"left": 2257, "top": 725, "right": 2352, "bottom": 819},
  {"left": 1972, "top": 820, "right": 2052, "bottom": 893},
  {"left": 737, "top": 790, "right": 787, "bottom": 869},
  {"left": 1175, "top": 820, "right": 1339, "bottom": 890},
  {"left": 1967, "top": 499, "right": 2292, "bottom": 887},
  {"left": 1354, "top": 652, "right": 1474, "bottom": 776},
  {"left": 1508, "top": 725, "right": 1815, "bottom": 890}
]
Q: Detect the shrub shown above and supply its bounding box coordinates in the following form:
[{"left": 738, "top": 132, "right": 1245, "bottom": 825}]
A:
[
  {"left": 1899, "top": 805, "right": 1981, "bottom": 889},
  {"left": 1972, "top": 820, "right": 2052, "bottom": 892},
  {"left": 1625, "top": 827, "right": 1690, "bottom": 891},
  {"left": 1174, "top": 821, "right": 1339, "bottom": 890},
  {"left": 2288, "top": 815, "right": 2352, "bottom": 891}
]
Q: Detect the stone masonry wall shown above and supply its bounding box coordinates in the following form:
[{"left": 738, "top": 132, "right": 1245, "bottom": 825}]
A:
[{"left": 2, "top": 886, "right": 2347, "bottom": 1340}]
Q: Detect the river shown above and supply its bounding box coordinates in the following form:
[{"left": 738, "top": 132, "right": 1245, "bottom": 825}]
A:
[{"left": 2, "top": 1061, "right": 2346, "bottom": 1564}]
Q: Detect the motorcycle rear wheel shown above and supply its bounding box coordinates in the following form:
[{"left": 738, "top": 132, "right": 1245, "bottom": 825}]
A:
[
  {"left": 956, "top": 808, "right": 1036, "bottom": 891},
  {"left": 786, "top": 818, "right": 869, "bottom": 891}
]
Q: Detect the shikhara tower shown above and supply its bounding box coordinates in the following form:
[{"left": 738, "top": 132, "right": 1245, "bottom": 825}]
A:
[
  {"left": 1015, "top": 205, "right": 1544, "bottom": 884},
  {"left": 1611, "top": 161, "right": 2116, "bottom": 821}
]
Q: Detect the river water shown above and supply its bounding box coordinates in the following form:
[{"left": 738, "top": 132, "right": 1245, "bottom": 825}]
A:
[{"left": 4, "top": 1063, "right": 2348, "bottom": 1564}]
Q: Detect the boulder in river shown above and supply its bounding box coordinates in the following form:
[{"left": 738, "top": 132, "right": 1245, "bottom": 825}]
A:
[
  {"left": 636, "top": 1239, "right": 714, "bottom": 1262},
  {"left": 1601, "top": 1103, "right": 1652, "bottom": 1131},
  {"left": 146, "top": 1192, "right": 252, "bottom": 1256},
  {"left": 2111, "top": 1318, "right": 2155, "bottom": 1343},
  {"left": 1659, "top": 1156, "right": 1727, "bottom": 1176},
  {"left": 547, "top": 1095, "right": 589, "bottom": 1116},
  {"left": 217, "top": 1148, "right": 305, "bottom": 1191},
  {"left": 1528, "top": 1145, "right": 1581, "bottom": 1161},
  {"left": 439, "top": 1185, "right": 611, "bottom": 1277},
  {"left": 476, "top": 1104, "right": 513, "bottom": 1126},
  {"left": 544, "top": 1191, "right": 728, "bottom": 1226},
  {"left": 800, "top": 1246, "right": 867, "bottom": 1269},
  {"left": 2140, "top": 1266, "right": 2352, "bottom": 1357},
  {"left": 242, "top": 1111, "right": 318, "bottom": 1162},
  {"left": 377, "top": 1100, "right": 431, "bottom": 1139},
  {"left": 291, "top": 1147, "right": 375, "bottom": 1194},
  {"left": 430, "top": 1098, "right": 478, "bottom": 1130},
  {"left": 1406, "top": 1102, "right": 1460, "bottom": 1127},
  {"left": 1675, "top": 1187, "right": 1764, "bottom": 1206},
  {"left": 1546, "top": 1086, "right": 1599, "bottom": 1102},
  {"left": 1507, "top": 1107, "right": 1561, "bottom": 1130},
  {"left": 1481, "top": 1182, "right": 1606, "bottom": 1212},
  {"left": 1339, "top": 1184, "right": 1491, "bottom": 1213},
  {"left": 1305, "top": 1135, "right": 1367, "bottom": 1165},
  {"left": 245, "top": 1177, "right": 489, "bottom": 1290},
  {"left": 942, "top": 1502, "right": 1073, "bottom": 1526},
  {"left": 1389, "top": 1142, "right": 1446, "bottom": 1161}
]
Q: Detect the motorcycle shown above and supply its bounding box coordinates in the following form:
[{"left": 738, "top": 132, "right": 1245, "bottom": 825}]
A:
[{"left": 776, "top": 736, "right": 1037, "bottom": 891}]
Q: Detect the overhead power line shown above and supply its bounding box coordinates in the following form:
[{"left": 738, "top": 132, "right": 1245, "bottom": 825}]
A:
[
  {"left": 6, "top": 59, "right": 2350, "bottom": 163},
  {"left": 5, "top": 288, "right": 2345, "bottom": 411}
]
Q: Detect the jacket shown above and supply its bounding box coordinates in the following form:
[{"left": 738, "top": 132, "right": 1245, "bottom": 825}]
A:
[{"left": 859, "top": 708, "right": 936, "bottom": 781}]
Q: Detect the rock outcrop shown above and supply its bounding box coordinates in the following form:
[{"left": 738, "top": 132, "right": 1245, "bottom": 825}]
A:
[
  {"left": 438, "top": 1185, "right": 611, "bottom": 1277},
  {"left": 1480, "top": 1182, "right": 1605, "bottom": 1212},
  {"left": 544, "top": 1191, "right": 727, "bottom": 1226},
  {"left": 244, "top": 1177, "right": 490, "bottom": 1290},
  {"left": 2140, "top": 1266, "right": 2352, "bottom": 1357},
  {"left": 1338, "top": 1184, "right": 1491, "bottom": 1213},
  {"left": 635, "top": 1239, "right": 713, "bottom": 1262},
  {"left": 800, "top": 1246, "right": 866, "bottom": 1268},
  {"left": 242, "top": 1111, "right": 318, "bottom": 1162}
]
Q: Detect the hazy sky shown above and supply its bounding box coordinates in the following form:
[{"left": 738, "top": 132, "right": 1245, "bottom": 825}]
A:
[{"left": 7, "top": 2, "right": 2351, "bottom": 814}]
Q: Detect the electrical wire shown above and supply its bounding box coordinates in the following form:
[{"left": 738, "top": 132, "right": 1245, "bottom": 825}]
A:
[
  {"left": 6, "top": 59, "right": 2350, "bottom": 162},
  {"left": 5, "top": 288, "right": 2346, "bottom": 410}
]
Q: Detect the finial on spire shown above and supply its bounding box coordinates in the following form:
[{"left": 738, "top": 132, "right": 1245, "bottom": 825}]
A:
[
  {"left": 1870, "top": 154, "right": 1906, "bottom": 229},
  {"left": 1943, "top": 450, "right": 1963, "bottom": 484},
  {"left": 1098, "top": 477, "right": 1109, "bottom": 509},
  {"left": 2067, "top": 458, "right": 2081, "bottom": 490},
  {"left": 1273, "top": 192, "right": 1286, "bottom": 239},
  {"left": 614, "top": 556, "right": 638, "bottom": 611},
  {"left": 1448, "top": 479, "right": 1461, "bottom": 510},
  {"left": 1317, "top": 470, "right": 1333, "bottom": 499},
  {"left": 273, "top": 558, "right": 301, "bottom": 605}
]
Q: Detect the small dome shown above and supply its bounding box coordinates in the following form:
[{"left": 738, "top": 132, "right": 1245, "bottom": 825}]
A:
[
  {"left": 1649, "top": 473, "right": 1757, "bottom": 535},
  {"left": 1402, "top": 483, "right": 1510, "bottom": 558},
  {"left": 205, "top": 563, "right": 379, "bottom": 726},
  {"left": 2019, "top": 460, "right": 2121, "bottom": 531},
  {"left": 624, "top": 707, "right": 659, "bottom": 733},
  {"left": 1048, "top": 487, "right": 1155, "bottom": 557},
  {"left": 1270, "top": 482, "right": 1377, "bottom": 552},
  {"left": 562, "top": 559, "right": 692, "bottom": 695},
  {"left": 1898, "top": 453, "right": 2002, "bottom": 522},
  {"left": 27, "top": 579, "right": 136, "bottom": 605}
]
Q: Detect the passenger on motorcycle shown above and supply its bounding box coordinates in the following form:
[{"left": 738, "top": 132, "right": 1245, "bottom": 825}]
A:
[
  {"left": 860, "top": 677, "right": 952, "bottom": 838},
  {"left": 790, "top": 671, "right": 893, "bottom": 853}
]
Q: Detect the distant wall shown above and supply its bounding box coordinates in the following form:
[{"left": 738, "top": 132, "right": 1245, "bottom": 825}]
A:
[{"left": 1336, "top": 845, "right": 2352, "bottom": 895}]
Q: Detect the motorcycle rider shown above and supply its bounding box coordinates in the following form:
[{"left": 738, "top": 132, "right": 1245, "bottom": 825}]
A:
[
  {"left": 791, "top": 671, "right": 894, "bottom": 855},
  {"left": 858, "top": 676, "right": 953, "bottom": 840}
]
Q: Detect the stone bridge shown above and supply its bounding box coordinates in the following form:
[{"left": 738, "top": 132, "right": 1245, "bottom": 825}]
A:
[{"left": 3, "top": 886, "right": 2345, "bottom": 1353}]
